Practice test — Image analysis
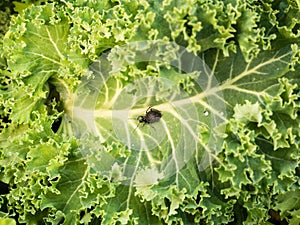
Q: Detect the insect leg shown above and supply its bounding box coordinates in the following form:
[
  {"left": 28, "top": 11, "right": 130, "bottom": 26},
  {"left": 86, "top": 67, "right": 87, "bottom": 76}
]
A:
[
  {"left": 132, "top": 122, "right": 141, "bottom": 133},
  {"left": 150, "top": 124, "right": 156, "bottom": 131},
  {"left": 146, "top": 106, "right": 152, "bottom": 113}
]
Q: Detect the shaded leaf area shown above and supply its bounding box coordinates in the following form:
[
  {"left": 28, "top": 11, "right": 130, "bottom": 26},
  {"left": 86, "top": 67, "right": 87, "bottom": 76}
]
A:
[
  {"left": 274, "top": 190, "right": 300, "bottom": 225},
  {"left": 0, "top": 1, "right": 13, "bottom": 41}
]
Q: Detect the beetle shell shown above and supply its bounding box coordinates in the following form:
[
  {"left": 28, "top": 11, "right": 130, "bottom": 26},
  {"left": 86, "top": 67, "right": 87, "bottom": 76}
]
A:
[{"left": 137, "top": 107, "right": 162, "bottom": 125}]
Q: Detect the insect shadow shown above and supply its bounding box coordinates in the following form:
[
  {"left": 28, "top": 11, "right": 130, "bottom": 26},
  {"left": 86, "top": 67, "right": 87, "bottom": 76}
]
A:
[{"left": 132, "top": 107, "right": 162, "bottom": 133}]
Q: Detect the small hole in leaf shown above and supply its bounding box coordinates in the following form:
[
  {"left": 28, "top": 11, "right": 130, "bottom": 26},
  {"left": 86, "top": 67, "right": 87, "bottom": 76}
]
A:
[{"left": 51, "top": 117, "right": 62, "bottom": 133}]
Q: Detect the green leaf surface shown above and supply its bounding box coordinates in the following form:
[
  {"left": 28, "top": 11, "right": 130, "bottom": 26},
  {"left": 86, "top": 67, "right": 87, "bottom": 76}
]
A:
[
  {"left": 69, "top": 40, "right": 299, "bottom": 224},
  {"left": 274, "top": 190, "right": 300, "bottom": 225},
  {"left": 41, "top": 156, "right": 89, "bottom": 224},
  {"left": 1, "top": 1, "right": 299, "bottom": 224},
  {"left": 2, "top": 3, "right": 89, "bottom": 124}
]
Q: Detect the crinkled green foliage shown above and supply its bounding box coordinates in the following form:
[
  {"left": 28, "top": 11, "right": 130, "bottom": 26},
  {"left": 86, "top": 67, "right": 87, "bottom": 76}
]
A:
[
  {"left": 274, "top": 189, "right": 300, "bottom": 225},
  {"left": 0, "top": 3, "right": 11, "bottom": 41},
  {"left": 0, "top": 0, "right": 299, "bottom": 225}
]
